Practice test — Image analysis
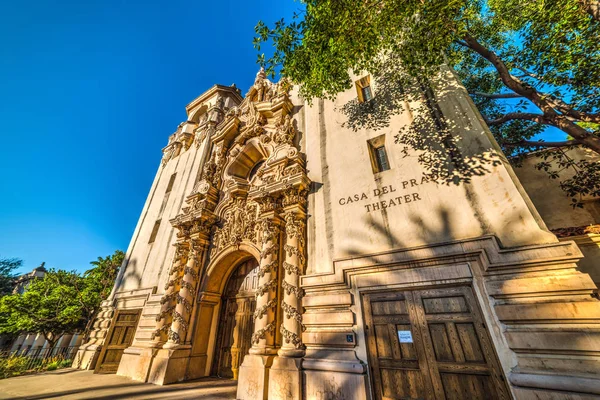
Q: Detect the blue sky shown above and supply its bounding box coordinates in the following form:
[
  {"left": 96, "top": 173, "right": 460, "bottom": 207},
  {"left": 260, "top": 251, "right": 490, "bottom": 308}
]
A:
[{"left": 0, "top": 0, "right": 298, "bottom": 274}]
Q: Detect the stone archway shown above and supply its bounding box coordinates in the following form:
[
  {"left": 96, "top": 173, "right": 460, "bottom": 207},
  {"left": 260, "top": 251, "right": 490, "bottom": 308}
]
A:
[
  {"left": 211, "top": 257, "right": 260, "bottom": 379},
  {"left": 183, "top": 244, "right": 261, "bottom": 381}
]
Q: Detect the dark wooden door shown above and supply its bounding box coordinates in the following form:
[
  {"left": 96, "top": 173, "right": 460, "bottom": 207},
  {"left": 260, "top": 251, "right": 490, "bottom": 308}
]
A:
[
  {"left": 363, "top": 286, "right": 510, "bottom": 400},
  {"left": 95, "top": 309, "right": 140, "bottom": 374},
  {"left": 212, "top": 258, "right": 259, "bottom": 379}
]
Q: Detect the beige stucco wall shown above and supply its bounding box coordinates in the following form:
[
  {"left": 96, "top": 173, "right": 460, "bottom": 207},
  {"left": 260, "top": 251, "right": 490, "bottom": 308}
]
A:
[
  {"left": 514, "top": 146, "right": 600, "bottom": 230},
  {"left": 301, "top": 68, "right": 556, "bottom": 276}
]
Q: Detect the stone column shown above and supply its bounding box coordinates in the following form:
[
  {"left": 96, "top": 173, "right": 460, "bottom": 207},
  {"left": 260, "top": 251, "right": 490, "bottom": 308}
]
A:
[
  {"left": 269, "top": 209, "right": 306, "bottom": 400},
  {"left": 238, "top": 214, "right": 281, "bottom": 400},
  {"left": 165, "top": 240, "right": 204, "bottom": 347},
  {"left": 279, "top": 210, "right": 306, "bottom": 357},
  {"left": 152, "top": 242, "right": 187, "bottom": 345},
  {"left": 250, "top": 217, "right": 281, "bottom": 354}
]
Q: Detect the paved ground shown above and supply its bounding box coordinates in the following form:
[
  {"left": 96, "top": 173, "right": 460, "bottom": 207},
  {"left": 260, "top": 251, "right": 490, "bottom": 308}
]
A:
[{"left": 0, "top": 369, "right": 237, "bottom": 399}]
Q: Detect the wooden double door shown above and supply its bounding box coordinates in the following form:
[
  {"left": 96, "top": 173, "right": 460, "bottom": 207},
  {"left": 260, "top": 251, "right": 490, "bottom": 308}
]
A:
[
  {"left": 212, "top": 258, "right": 259, "bottom": 379},
  {"left": 363, "top": 286, "right": 510, "bottom": 400},
  {"left": 95, "top": 309, "right": 140, "bottom": 374}
]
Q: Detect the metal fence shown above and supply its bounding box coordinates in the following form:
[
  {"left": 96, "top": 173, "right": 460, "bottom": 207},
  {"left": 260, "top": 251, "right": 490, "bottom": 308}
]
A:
[{"left": 0, "top": 345, "right": 80, "bottom": 375}]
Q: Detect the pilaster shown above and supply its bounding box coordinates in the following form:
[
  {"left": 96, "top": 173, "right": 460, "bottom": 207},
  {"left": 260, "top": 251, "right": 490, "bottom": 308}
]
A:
[{"left": 237, "top": 207, "right": 282, "bottom": 400}]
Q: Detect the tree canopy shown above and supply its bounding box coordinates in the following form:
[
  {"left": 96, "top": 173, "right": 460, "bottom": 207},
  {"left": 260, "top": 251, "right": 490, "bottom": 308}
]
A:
[
  {"left": 0, "top": 258, "right": 21, "bottom": 297},
  {"left": 254, "top": 0, "right": 600, "bottom": 205},
  {"left": 0, "top": 250, "right": 124, "bottom": 349}
]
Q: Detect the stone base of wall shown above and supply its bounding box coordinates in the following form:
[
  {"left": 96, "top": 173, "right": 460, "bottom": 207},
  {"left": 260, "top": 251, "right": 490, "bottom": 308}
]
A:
[{"left": 72, "top": 343, "right": 101, "bottom": 371}]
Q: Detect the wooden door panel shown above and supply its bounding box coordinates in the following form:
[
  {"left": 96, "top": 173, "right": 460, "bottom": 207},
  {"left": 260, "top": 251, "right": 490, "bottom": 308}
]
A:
[
  {"left": 455, "top": 323, "right": 485, "bottom": 363},
  {"left": 95, "top": 309, "right": 140, "bottom": 374},
  {"left": 413, "top": 287, "right": 510, "bottom": 400},
  {"left": 364, "top": 287, "right": 510, "bottom": 400},
  {"left": 213, "top": 258, "right": 259, "bottom": 379},
  {"left": 440, "top": 373, "right": 498, "bottom": 400},
  {"left": 381, "top": 368, "right": 428, "bottom": 400},
  {"left": 364, "top": 293, "right": 436, "bottom": 400}
]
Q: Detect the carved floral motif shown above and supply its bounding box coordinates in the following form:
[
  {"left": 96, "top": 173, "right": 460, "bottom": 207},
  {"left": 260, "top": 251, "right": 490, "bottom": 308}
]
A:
[{"left": 211, "top": 198, "right": 259, "bottom": 257}]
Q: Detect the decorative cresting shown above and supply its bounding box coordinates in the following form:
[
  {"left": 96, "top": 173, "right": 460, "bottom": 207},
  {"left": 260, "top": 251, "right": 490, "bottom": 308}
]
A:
[{"left": 161, "top": 93, "right": 227, "bottom": 167}]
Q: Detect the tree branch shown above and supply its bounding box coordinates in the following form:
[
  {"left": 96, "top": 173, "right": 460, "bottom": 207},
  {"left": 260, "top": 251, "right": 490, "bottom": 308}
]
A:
[
  {"left": 472, "top": 92, "right": 523, "bottom": 99},
  {"left": 462, "top": 32, "right": 600, "bottom": 153},
  {"left": 484, "top": 112, "right": 548, "bottom": 125},
  {"left": 502, "top": 140, "right": 578, "bottom": 148},
  {"left": 579, "top": 0, "right": 600, "bottom": 21}
]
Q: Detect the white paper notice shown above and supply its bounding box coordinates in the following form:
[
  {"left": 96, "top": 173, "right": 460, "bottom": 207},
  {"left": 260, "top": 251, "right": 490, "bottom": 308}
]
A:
[{"left": 398, "top": 330, "right": 413, "bottom": 343}]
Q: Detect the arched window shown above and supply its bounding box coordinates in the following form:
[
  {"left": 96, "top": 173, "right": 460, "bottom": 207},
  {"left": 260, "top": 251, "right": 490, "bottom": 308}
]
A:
[{"left": 248, "top": 160, "right": 265, "bottom": 181}]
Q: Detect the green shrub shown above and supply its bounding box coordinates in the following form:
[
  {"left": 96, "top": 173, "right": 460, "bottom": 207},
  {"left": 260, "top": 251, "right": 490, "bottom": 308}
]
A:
[
  {"left": 45, "top": 361, "right": 59, "bottom": 371},
  {"left": 0, "top": 356, "right": 29, "bottom": 379},
  {"left": 59, "top": 359, "right": 72, "bottom": 368}
]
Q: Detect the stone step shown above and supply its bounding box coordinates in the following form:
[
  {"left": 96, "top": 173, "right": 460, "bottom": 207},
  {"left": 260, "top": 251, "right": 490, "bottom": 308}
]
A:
[
  {"left": 135, "top": 328, "right": 156, "bottom": 341},
  {"left": 147, "top": 293, "right": 164, "bottom": 303}
]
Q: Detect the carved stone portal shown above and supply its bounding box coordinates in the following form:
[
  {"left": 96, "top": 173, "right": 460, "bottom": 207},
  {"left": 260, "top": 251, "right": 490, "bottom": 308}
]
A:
[{"left": 148, "top": 71, "right": 309, "bottom": 399}]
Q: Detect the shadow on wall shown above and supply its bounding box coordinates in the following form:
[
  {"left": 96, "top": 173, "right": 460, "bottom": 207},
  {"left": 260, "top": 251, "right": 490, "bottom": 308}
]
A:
[
  {"left": 339, "top": 56, "right": 502, "bottom": 186},
  {"left": 114, "top": 257, "right": 142, "bottom": 292},
  {"left": 344, "top": 205, "right": 546, "bottom": 259}
]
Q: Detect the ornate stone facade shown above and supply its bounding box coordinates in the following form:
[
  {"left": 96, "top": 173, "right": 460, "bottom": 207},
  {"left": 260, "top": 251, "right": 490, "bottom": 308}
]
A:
[{"left": 75, "top": 69, "right": 600, "bottom": 400}]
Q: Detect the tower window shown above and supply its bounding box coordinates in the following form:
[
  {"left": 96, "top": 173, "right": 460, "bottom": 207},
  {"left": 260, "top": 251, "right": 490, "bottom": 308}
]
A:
[
  {"left": 148, "top": 220, "right": 161, "bottom": 244},
  {"left": 367, "top": 134, "right": 391, "bottom": 173},
  {"left": 165, "top": 173, "right": 176, "bottom": 193},
  {"left": 361, "top": 86, "right": 373, "bottom": 102},
  {"left": 356, "top": 75, "right": 374, "bottom": 103},
  {"left": 374, "top": 146, "right": 390, "bottom": 172}
]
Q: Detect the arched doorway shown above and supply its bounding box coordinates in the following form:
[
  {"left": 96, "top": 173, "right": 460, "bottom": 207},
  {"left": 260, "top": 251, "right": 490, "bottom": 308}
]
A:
[{"left": 211, "top": 258, "right": 260, "bottom": 379}]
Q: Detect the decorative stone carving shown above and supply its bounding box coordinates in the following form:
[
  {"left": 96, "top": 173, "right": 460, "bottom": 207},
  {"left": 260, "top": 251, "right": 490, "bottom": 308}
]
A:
[
  {"left": 211, "top": 198, "right": 259, "bottom": 257},
  {"left": 248, "top": 217, "right": 281, "bottom": 354},
  {"left": 166, "top": 240, "right": 207, "bottom": 346},
  {"left": 152, "top": 242, "right": 188, "bottom": 342},
  {"left": 236, "top": 103, "right": 268, "bottom": 146},
  {"left": 278, "top": 209, "right": 307, "bottom": 357},
  {"left": 274, "top": 114, "right": 296, "bottom": 145}
]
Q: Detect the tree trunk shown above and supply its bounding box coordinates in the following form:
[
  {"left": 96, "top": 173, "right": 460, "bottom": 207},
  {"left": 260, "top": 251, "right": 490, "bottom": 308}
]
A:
[
  {"left": 461, "top": 33, "right": 600, "bottom": 155},
  {"left": 580, "top": 0, "right": 600, "bottom": 21}
]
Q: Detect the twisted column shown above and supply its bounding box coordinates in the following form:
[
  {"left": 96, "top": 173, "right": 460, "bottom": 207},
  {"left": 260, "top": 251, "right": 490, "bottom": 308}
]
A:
[
  {"left": 279, "top": 211, "right": 306, "bottom": 357},
  {"left": 249, "top": 217, "right": 281, "bottom": 355},
  {"left": 165, "top": 240, "right": 205, "bottom": 347},
  {"left": 152, "top": 243, "right": 187, "bottom": 344}
]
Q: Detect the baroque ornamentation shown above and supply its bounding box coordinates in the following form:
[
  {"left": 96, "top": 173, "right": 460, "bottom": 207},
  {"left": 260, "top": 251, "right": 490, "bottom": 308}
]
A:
[
  {"left": 281, "top": 301, "right": 303, "bottom": 324},
  {"left": 255, "top": 278, "right": 277, "bottom": 297},
  {"left": 251, "top": 321, "right": 276, "bottom": 345},
  {"left": 274, "top": 114, "right": 296, "bottom": 145},
  {"left": 282, "top": 280, "right": 304, "bottom": 298},
  {"left": 253, "top": 298, "right": 278, "bottom": 320},
  {"left": 284, "top": 244, "right": 305, "bottom": 267},
  {"left": 168, "top": 329, "right": 181, "bottom": 344},
  {"left": 282, "top": 261, "right": 301, "bottom": 276},
  {"left": 280, "top": 325, "right": 304, "bottom": 349},
  {"left": 258, "top": 259, "right": 278, "bottom": 277},
  {"left": 176, "top": 294, "right": 194, "bottom": 314},
  {"left": 211, "top": 198, "right": 259, "bottom": 257}
]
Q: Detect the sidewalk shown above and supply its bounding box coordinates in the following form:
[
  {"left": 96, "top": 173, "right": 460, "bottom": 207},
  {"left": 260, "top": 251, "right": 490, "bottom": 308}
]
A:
[{"left": 0, "top": 369, "right": 237, "bottom": 399}]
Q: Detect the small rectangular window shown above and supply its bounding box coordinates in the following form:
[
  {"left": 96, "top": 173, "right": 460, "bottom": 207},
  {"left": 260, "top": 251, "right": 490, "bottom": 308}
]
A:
[
  {"left": 375, "top": 146, "right": 390, "bottom": 172},
  {"left": 165, "top": 173, "right": 176, "bottom": 193},
  {"left": 367, "top": 134, "right": 391, "bottom": 173},
  {"left": 148, "top": 220, "right": 161, "bottom": 244},
  {"left": 361, "top": 86, "right": 373, "bottom": 102},
  {"left": 356, "top": 75, "right": 374, "bottom": 103}
]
